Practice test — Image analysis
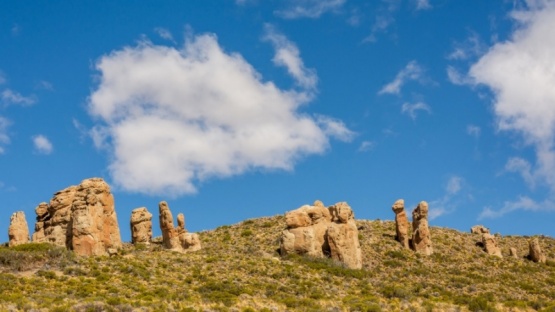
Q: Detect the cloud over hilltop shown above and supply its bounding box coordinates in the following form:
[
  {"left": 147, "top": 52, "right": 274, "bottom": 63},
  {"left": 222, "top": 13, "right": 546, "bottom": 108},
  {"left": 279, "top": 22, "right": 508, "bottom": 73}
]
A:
[{"left": 88, "top": 32, "right": 352, "bottom": 196}]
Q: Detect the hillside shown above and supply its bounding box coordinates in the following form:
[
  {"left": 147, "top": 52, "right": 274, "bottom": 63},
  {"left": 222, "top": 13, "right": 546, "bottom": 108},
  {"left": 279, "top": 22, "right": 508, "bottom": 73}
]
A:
[{"left": 1, "top": 216, "right": 555, "bottom": 312}]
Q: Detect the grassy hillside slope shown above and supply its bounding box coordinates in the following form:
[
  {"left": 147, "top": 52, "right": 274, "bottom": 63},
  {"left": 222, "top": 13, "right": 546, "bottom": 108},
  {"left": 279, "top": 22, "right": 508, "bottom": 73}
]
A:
[{"left": 1, "top": 216, "right": 555, "bottom": 311}]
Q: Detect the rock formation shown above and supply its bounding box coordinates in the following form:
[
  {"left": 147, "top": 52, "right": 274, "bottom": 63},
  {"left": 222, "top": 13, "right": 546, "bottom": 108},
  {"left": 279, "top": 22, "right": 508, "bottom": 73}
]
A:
[
  {"left": 509, "top": 247, "right": 518, "bottom": 259},
  {"left": 411, "top": 201, "right": 433, "bottom": 255},
  {"left": 391, "top": 199, "right": 410, "bottom": 249},
  {"left": 481, "top": 233, "right": 502, "bottom": 258},
  {"left": 130, "top": 207, "right": 153, "bottom": 244},
  {"left": 280, "top": 200, "right": 362, "bottom": 269},
  {"left": 528, "top": 238, "right": 546, "bottom": 263},
  {"left": 159, "top": 201, "right": 201, "bottom": 253},
  {"left": 471, "top": 225, "right": 490, "bottom": 234},
  {"left": 8, "top": 211, "right": 30, "bottom": 247},
  {"left": 30, "top": 178, "right": 122, "bottom": 256}
]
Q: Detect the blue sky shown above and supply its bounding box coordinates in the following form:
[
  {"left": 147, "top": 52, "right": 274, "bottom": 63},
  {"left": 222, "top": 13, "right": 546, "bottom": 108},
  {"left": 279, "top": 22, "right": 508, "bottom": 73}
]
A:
[{"left": 2, "top": 0, "right": 555, "bottom": 242}]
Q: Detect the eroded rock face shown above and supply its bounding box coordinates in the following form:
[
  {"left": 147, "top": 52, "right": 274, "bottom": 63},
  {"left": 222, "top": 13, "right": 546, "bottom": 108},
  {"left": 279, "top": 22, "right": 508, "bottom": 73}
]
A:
[
  {"left": 471, "top": 225, "right": 490, "bottom": 234},
  {"left": 528, "top": 238, "right": 546, "bottom": 263},
  {"left": 131, "top": 207, "right": 153, "bottom": 244},
  {"left": 411, "top": 201, "right": 433, "bottom": 256},
  {"left": 482, "top": 233, "right": 502, "bottom": 258},
  {"left": 392, "top": 199, "right": 410, "bottom": 249},
  {"left": 8, "top": 211, "right": 30, "bottom": 247},
  {"left": 71, "top": 178, "right": 122, "bottom": 256},
  {"left": 30, "top": 178, "right": 122, "bottom": 256},
  {"left": 159, "top": 201, "right": 201, "bottom": 253},
  {"left": 280, "top": 200, "right": 362, "bottom": 269}
]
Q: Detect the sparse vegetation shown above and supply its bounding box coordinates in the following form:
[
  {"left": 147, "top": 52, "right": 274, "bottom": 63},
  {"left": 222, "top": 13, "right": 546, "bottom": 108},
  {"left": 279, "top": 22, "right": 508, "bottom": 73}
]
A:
[{"left": 1, "top": 216, "right": 554, "bottom": 311}]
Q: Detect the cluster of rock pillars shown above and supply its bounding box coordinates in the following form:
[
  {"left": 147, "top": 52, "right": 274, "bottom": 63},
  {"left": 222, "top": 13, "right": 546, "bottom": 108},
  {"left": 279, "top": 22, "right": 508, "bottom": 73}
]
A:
[{"left": 6, "top": 178, "right": 550, "bottom": 269}]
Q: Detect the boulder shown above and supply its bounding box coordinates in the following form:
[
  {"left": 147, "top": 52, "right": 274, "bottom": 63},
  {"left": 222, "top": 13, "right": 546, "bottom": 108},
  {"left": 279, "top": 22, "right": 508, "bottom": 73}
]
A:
[
  {"left": 130, "top": 207, "right": 153, "bottom": 244},
  {"left": 30, "top": 178, "right": 122, "bottom": 256},
  {"left": 391, "top": 199, "right": 410, "bottom": 249},
  {"left": 159, "top": 201, "right": 201, "bottom": 253},
  {"left": 528, "top": 238, "right": 546, "bottom": 263},
  {"left": 471, "top": 225, "right": 490, "bottom": 234},
  {"left": 482, "top": 233, "right": 502, "bottom": 258},
  {"left": 8, "top": 211, "right": 30, "bottom": 247},
  {"left": 509, "top": 247, "right": 519, "bottom": 259},
  {"left": 411, "top": 201, "right": 433, "bottom": 255},
  {"left": 280, "top": 200, "right": 362, "bottom": 269}
]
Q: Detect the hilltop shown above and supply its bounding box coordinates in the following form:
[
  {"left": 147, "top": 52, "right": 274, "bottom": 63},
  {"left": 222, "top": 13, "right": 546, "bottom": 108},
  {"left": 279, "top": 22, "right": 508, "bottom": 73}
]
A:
[{"left": 1, "top": 215, "right": 555, "bottom": 312}]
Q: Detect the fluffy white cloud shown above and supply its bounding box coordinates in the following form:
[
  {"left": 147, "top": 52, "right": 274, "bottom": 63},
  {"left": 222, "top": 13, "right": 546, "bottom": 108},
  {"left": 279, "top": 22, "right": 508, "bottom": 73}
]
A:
[
  {"left": 88, "top": 33, "right": 351, "bottom": 196},
  {"left": 378, "top": 61, "right": 423, "bottom": 95},
  {"left": 32, "top": 135, "right": 53, "bottom": 154},
  {"left": 470, "top": 2, "right": 555, "bottom": 192},
  {"left": 1, "top": 89, "right": 36, "bottom": 106},
  {"left": 263, "top": 25, "right": 317, "bottom": 92},
  {"left": 0, "top": 116, "right": 10, "bottom": 154},
  {"left": 466, "top": 124, "right": 481, "bottom": 138},
  {"left": 276, "top": 0, "right": 345, "bottom": 19},
  {"left": 401, "top": 102, "right": 431, "bottom": 120}
]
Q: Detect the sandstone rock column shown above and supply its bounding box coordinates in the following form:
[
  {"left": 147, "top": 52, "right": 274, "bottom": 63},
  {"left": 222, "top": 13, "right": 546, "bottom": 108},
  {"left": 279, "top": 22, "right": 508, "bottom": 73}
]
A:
[
  {"left": 411, "top": 201, "right": 433, "bottom": 255},
  {"left": 31, "top": 202, "right": 49, "bottom": 243},
  {"left": 528, "top": 238, "right": 546, "bottom": 263},
  {"left": 44, "top": 186, "right": 77, "bottom": 247},
  {"left": 159, "top": 201, "right": 181, "bottom": 250},
  {"left": 392, "top": 199, "right": 410, "bottom": 249},
  {"left": 509, "top": 247, "right": 518, "bottom": 259},
  {"left": 130, "top": 207, "right": 153, "bottom": 244},
  {"left": 71, "top": 178, "right": 122, "bottom": 256},
  {"left": 8, "top": 211, "right": 30, "bottom": 247},
  {"left": 482, "top": 233, "right": 502, "bottom": 258},
  {"left": 326, "top": 202, "right": 362, "bottom": 269},
  {"left": 280, "top": 200, "right": 362, "bottom": 269}
]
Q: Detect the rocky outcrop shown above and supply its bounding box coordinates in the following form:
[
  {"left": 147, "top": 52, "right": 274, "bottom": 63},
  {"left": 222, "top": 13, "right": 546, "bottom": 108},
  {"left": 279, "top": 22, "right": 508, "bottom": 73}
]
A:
[
  {"left": 280, "top": 200, "right": 362, "bottom": 269},
  {"left": 130, "top": 207, "right": 153, "bottom": 244},
  {"left": 482, "top": 233, "right": 502, "bottom": 258},
  {"left": 510, "top": 247, "right": 519, "bottom": 259},
  {"left": 528, "top": 238, "right": 546, "bottom": 263},
  {"left": 30, "top": 178, "right": 122, "bottom": 256},
  {"left": 411, "top": 201, "right": 433, "bottom": 255},
  {"left": 392, "top": 199, "right": 410, "bottom": 249},
  {"left": 159, "top": 201, "right": 201, "bottom": 253},
  {"left": 8, "top": 211, "right": 30, "bottom": 247},
  {"left": 471, "top": 225, "right": 490, "bottom": 234}
]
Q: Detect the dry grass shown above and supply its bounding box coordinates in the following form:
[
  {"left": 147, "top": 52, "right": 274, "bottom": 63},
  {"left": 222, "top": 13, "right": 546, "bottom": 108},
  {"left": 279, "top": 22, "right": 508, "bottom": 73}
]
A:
[{"left": 0, "top": 216, "right": 554, "bottom": 311}]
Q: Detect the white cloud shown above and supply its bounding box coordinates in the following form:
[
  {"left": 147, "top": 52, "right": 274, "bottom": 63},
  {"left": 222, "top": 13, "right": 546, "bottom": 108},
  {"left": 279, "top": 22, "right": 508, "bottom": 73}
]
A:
[
  {"left": 0, "top": 116, "right": 10, "bottom": 154},
  {"left": 479, "top": 196, "right": 555, "bottom": 219},
  {"left": 378, "top": 61, "right": 423, "bottom": 95},
  {"left": 32, "top": 135, "right": 53, "bottom": 154},
  {"left": 88, "top": 33, "right": 351, "bottom": 196},
  {"left": 401, "top": 102, "right": 431, "bottom": 120},
  {"left": 505, "top": 157, "right": 535, "bottom": 188},
  {"left": 447, "top": 32, "right": 484, "bottom": 61},
  {"left": 469, "top": 3, "right": 555, "bottom": 192},
  {"left": 415, "top": 0, "right": 432, "bottom": 10},
  {"left": 154, "top": 27, "right": 175, "bottom": 42},
  {"left": 358, "top": 140, "right": 375, "bottom": 152},
  {"left": 446, "top": 66, "right": 472, "bottom": 85},
  {"left": 1, "top": 89, "right": 36, "bottom": 106},
  {"left": 316, "top": 115, "right": 355, "bottom": 142},
  {"left": 263, "top": 25, "right": 317, "bottom": 92},
  {"left": 466, "top": 124, "right": 481, "bottom": 138},
  {"left": 276, "top": 0, "right": 345, "bottom": 19},
  {"left": 428, "top": 175, "right": 464, "bottom": 219}
]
